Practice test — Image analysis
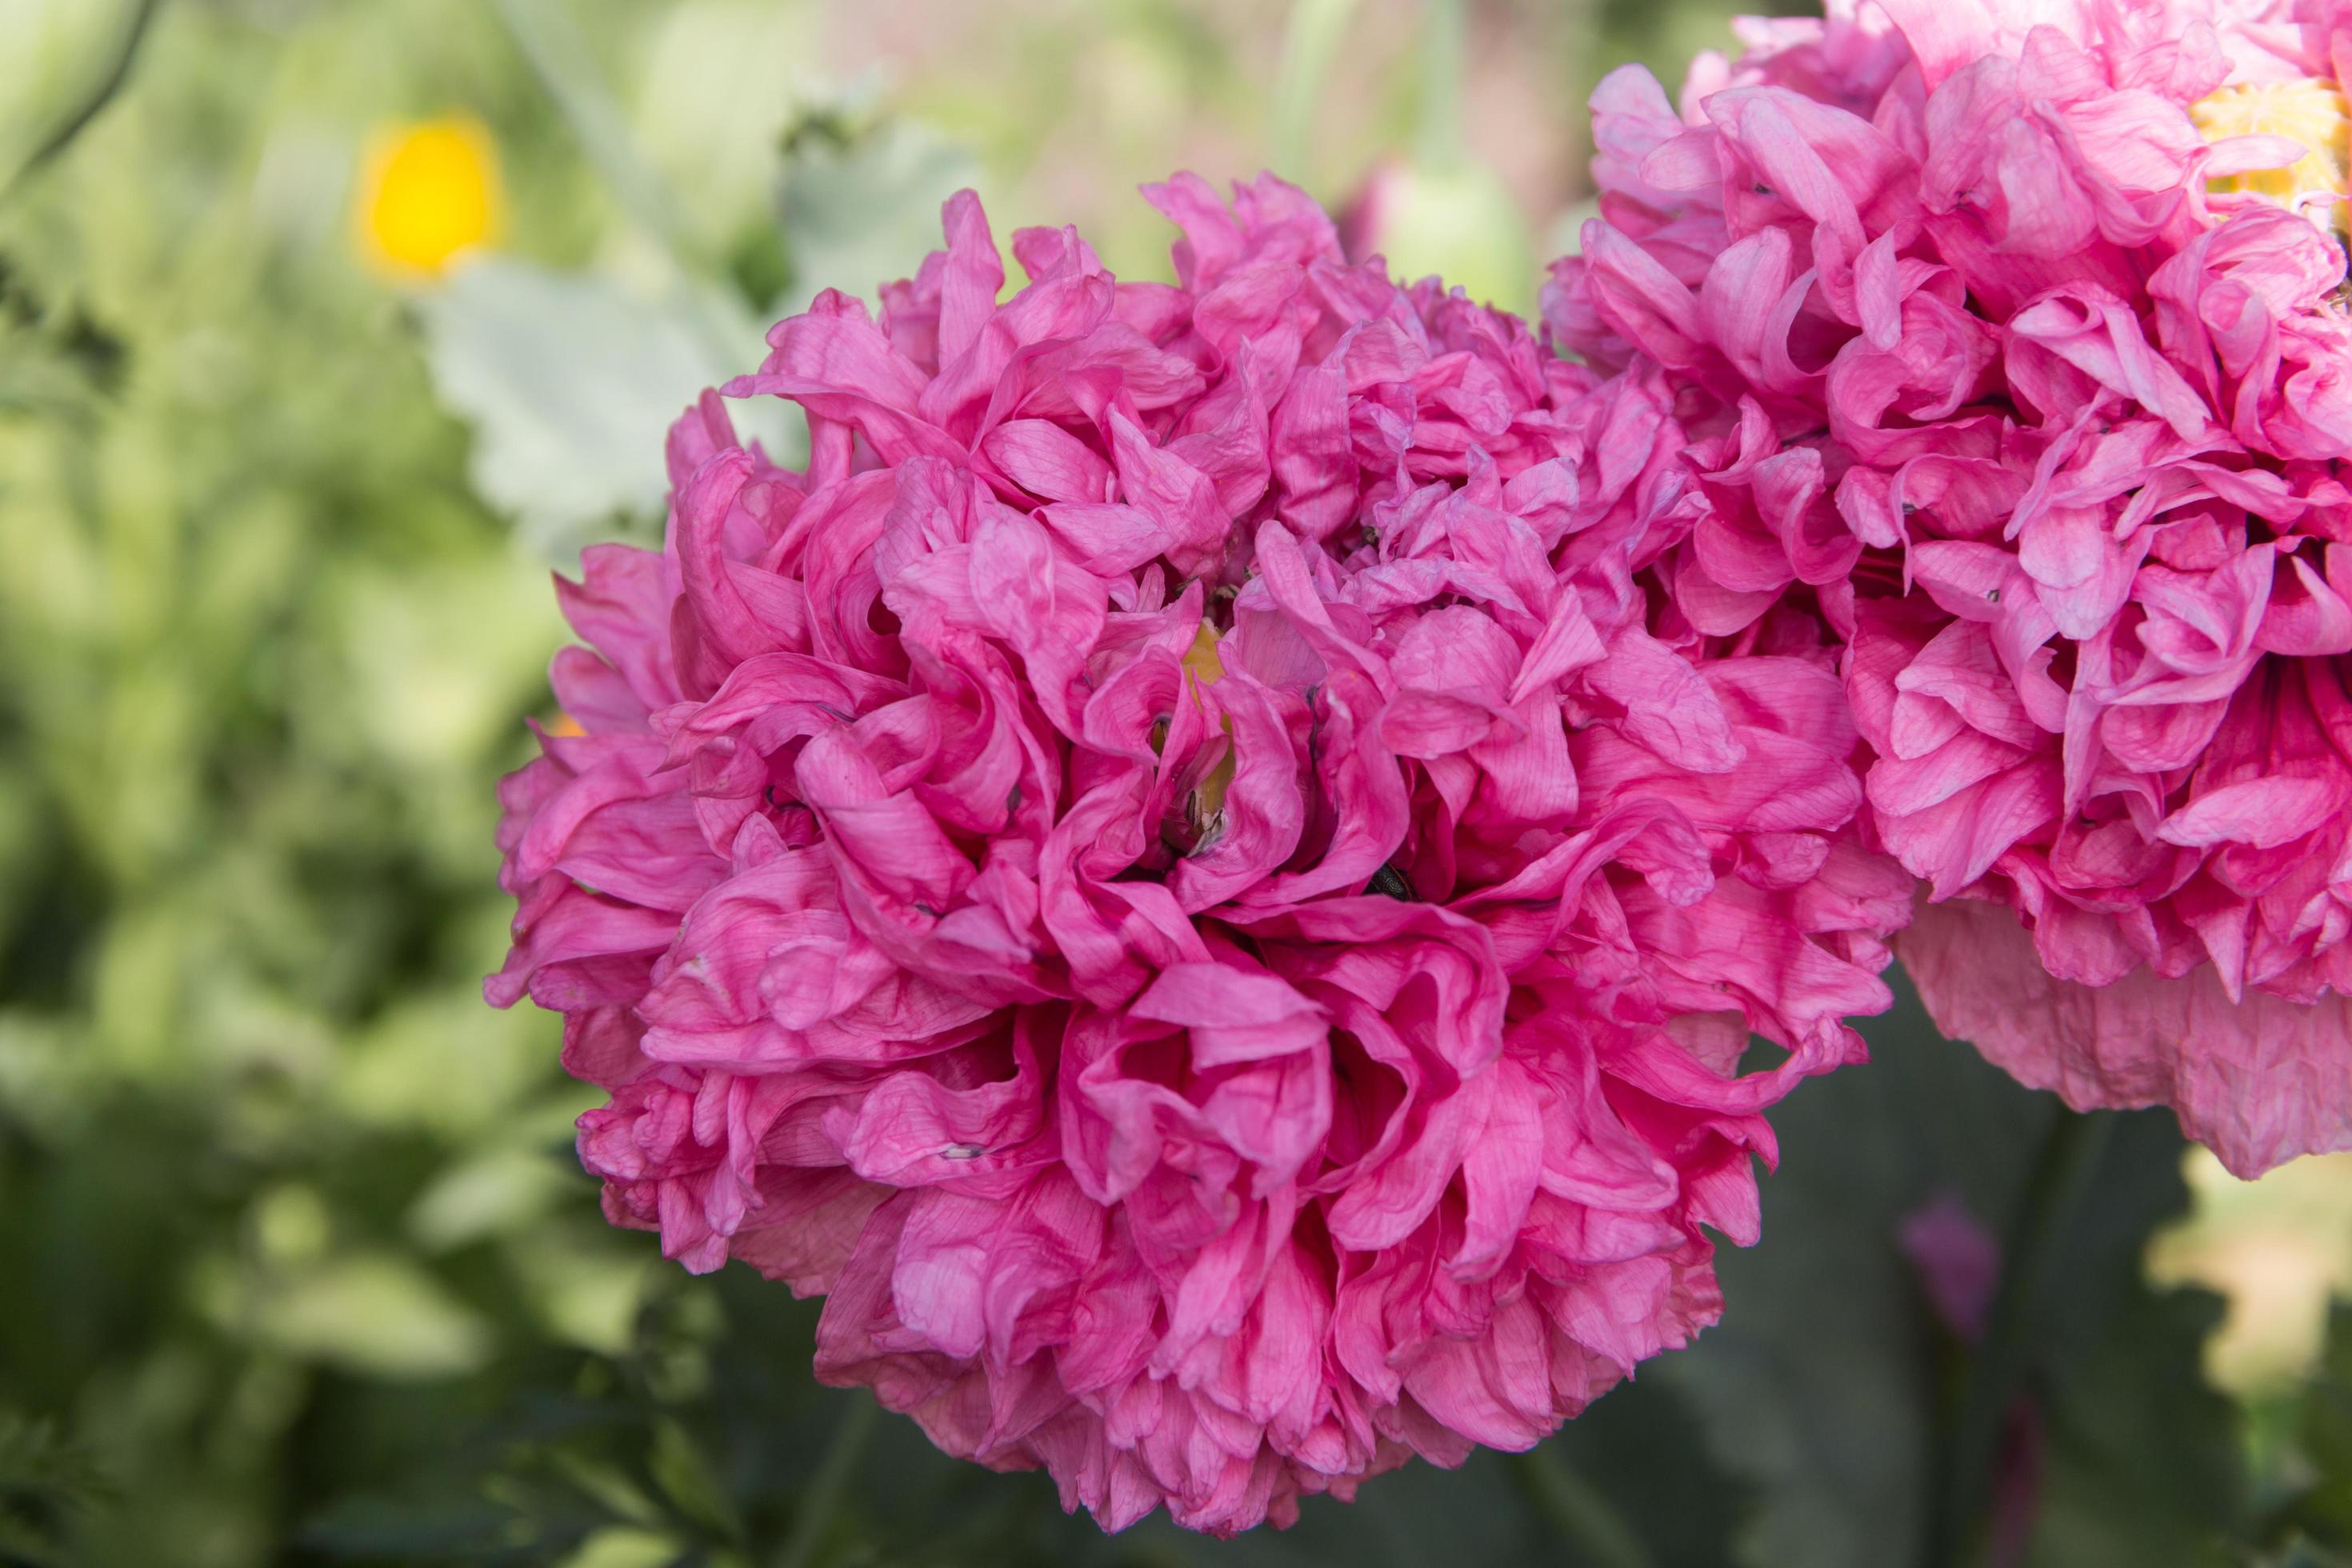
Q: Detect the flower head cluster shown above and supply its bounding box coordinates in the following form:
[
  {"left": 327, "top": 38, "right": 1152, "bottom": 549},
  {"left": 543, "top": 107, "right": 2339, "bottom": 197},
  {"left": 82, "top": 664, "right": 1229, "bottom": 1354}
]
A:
[
  {"left": 490, "top": 177, "right": 1906, "bottom": 1531},
  {"left": 1552, "top": 0, "right": 2352, "bottom": 1174}
]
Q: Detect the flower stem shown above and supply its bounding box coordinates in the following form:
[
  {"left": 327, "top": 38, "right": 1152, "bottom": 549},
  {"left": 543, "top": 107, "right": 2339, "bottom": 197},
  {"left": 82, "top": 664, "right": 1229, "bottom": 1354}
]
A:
[
  {"left": 489, "top": 0, "right": 694, "bottom": 265},
  {"left": 1508, "top": 1442, "right": 1657, "bottom": 1568},
  {"left": 488, "top": 0, "right": 749, "bottom": 370},
  {"left": 1415, "top": 0, "right": 1467, "bottom": 170},
  {"left": 1929, "top": 1108, "right": 2114, "bottom": 1568},
  {"left": 1269, "top": 0, "right": 1366, "bottom": 183},
  {"left": 771, "top": 1394, "right": 878, "bottom": 1568}
]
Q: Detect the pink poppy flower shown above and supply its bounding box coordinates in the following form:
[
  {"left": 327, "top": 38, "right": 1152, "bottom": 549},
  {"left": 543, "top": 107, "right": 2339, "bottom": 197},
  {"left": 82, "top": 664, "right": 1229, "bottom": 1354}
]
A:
[
  {"left": 1550, "top": 0, "right": 2352, "bottom": 1174},
  {"left": 491, "top": 177, "right": 1906, "bottom": 1532}
]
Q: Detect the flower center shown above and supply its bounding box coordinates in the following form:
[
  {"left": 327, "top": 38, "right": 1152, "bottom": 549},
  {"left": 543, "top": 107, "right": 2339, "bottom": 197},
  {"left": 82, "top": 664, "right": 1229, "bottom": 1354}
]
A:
[
  {"left": 1182, "top": 622, "right": 1234, "bottom": 830},
  {"left": 2192, "top": 78, "right": 2352, "bottom": 229},
  {"left": 1181, "top": 621, "right": 1226, "bottom": 686}
]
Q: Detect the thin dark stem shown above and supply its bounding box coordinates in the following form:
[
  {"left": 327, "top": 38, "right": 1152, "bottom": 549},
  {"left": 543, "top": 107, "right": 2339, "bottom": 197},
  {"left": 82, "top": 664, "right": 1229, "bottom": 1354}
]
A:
[
  {"left": 770, "top": 1394, "right": 878, "bottom": 1568},
  {"left": 1, "top": 0, "right": 165, "bottom": 205},
  {"left": 1508, "top": 1442, "right": 1657, "bottom": 1568},
  {"left": 1928, "top": 1109, "right": 2115, "bottom": 1568}
]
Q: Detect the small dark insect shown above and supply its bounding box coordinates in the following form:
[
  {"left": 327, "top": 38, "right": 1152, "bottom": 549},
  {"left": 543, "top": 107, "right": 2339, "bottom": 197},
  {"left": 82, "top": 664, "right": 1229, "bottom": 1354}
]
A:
[{"left": 1366, "top": 862, "right": 1415, "bottom": 901}]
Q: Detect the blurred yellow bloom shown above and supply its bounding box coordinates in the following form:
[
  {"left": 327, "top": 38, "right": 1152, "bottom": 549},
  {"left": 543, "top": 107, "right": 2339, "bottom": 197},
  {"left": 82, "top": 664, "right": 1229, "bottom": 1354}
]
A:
[{"left": 355, "top": 117, "right": 502, "bottom": 278}]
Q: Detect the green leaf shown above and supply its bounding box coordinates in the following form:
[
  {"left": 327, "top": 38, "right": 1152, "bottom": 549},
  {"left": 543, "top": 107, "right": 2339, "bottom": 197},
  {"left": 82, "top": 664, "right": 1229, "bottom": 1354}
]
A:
[
  {"left": 775, "top": 109, "right": 981, "bottom": 315},
  {"left": 1662, "top": 972, "right": 2245, "bottom": 1568},
  {"left": 203, "top": 1250, "right": 497, "bottom": 1381},
  {"left": 297, "top": 1490, "right": 540, "bottom": 1562},
  {"left": 0, "top": 1408, "right": 106, "bottom": 1567},
  {"left": 2266, "top": 1304, "right": 2352, "bottom": 1557},
  {"left": 418, "top": 258, "right": 790, "bottom": 562},
  {"left": 2026, "top": 1280, "right": 2237, "bottom": 1567},
  {"left": 646, "top": 1417, "right": 738, "bottom": 1544}
]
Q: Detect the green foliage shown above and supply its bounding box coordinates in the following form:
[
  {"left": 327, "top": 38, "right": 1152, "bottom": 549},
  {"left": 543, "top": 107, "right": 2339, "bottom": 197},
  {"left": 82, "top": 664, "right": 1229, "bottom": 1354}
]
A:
[
  {"left": 418, "top": 258, "right": 769, "bottom": 561},
  {"left": 0, "top": 2, "right": 2334, "bottom": 1565},
  {"left": 0, "top": 1410, "right": 109, "bottom": 1568},
  {"left": 287, "top": 1270, "right": 1748, "bottom": 1568},
  {"left": 1669, "top": 981, "right": 2244, "bottom": 1568},
  {"left": 775, "top": 105, "right": 982, "bottom": 317},
  {"left": 0, "top": 0, "right": 160, "bottom": 200},
  {"left": 2250, "top": 1304, "right": 2352, "bottom": 1562}
]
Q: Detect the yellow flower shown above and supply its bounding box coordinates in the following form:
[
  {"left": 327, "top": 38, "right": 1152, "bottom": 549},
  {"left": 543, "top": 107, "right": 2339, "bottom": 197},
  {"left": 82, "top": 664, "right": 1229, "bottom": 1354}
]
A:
[
  {"left": 2192, "top": 78, "right": 2351, "bottom": 230},
  {"left": 354, "top": 117, "right": 502, "bottom": 279}
]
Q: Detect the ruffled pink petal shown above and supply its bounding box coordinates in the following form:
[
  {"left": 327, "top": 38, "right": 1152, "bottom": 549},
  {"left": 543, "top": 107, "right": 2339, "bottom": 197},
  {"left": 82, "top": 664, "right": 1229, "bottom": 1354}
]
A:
[
  {"left": 490, "top": 176, "right": 1908, "bottom": 1535},
  {"left": 1553, "top": 0, "right": 2352, "bottom": 1176},
  {"left": 1905, "top": 896, "right": 2352, "bottom": 1176}
]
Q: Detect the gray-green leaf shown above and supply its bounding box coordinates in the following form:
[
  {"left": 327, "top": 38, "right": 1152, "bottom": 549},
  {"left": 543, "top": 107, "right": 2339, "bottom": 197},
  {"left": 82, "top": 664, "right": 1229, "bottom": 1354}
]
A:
[{"left": 418, "top": 258, "right": 792, "bottom": 562}]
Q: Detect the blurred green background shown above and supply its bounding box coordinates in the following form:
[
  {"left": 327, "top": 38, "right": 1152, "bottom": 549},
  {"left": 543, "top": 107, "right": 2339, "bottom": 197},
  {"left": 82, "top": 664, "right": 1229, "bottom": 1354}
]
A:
[{"left": 7, "top": 2, "right": 2352, "bottom": 1564}]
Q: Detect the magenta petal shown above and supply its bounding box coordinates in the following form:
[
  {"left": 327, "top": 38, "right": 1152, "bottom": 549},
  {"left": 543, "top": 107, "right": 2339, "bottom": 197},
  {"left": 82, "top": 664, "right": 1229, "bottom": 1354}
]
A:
[
  {"left": 1550, "top": 0, "right": 2352, "bottom": 1177},
  {"left": 493, "top": 171, "right": 1910, "bottom": 1536}
]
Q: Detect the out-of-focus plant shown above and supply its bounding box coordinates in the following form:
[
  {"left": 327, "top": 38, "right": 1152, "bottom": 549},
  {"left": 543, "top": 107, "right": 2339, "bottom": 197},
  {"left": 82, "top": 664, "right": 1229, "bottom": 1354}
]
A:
[
  {"left": 0, "top": 0, "right": 160, "bottom": 200},
  {"left": 2154, "top": 1154, "right": 2352, "bottom": 1397},
  {"left": 0, "top": 2, "right": 634, "bottom": 1560},
  {"left": 1329, "top": 0, "right": 1537, "bottom": 312},
  {"left": 0, "top": 1, "right": 2346, "bottom": 1565},
  {"left": 354, "top": 118, "right": 505, "bottom": 280}
]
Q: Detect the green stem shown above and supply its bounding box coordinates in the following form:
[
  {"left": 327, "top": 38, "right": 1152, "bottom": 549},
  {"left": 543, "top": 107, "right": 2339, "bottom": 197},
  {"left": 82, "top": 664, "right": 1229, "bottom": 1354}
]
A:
[
  {"left": 488, "top": 0, "right": 749, "bottom": 370},
  {"left": 1268, "top": 0, "right": 1365, "bottom": 182},
  {"left": 1508, "top": 1442, "right": 1657, "bottom": 1568},
  {"left": 1414, "top": 0, "right": 1466, "bottom": 170},
  {"left": 489, "top": 0, "right": 691, "bottom": 261},
  {"left": 1553, "top": 0, "right": 1604, "bottom": 207},
  {"left": 1929, "top": 1109, "right": 2115, "bottom": 1568},
  {"left": 770, "top": 1394, "right": 877, "bottom": 1568}
]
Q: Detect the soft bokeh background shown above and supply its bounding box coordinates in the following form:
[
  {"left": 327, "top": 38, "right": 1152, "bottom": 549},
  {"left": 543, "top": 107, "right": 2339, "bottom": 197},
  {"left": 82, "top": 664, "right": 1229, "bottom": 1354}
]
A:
[{"left": 6, "top": 2, "right": 2352, "bottom": 1564}]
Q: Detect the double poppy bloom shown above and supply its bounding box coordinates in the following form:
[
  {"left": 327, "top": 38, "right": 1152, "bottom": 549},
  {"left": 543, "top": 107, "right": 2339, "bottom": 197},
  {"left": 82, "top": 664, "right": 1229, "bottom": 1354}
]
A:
[
  {"left": 1554, "top": 0, "right": 2352, "bottom": 1176},
  {"left": 489, "top": 177, "right": 1905, "bottom": 1530}
]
